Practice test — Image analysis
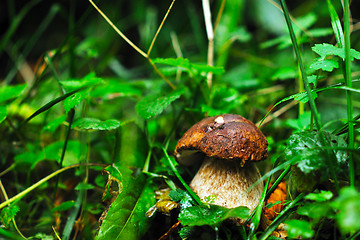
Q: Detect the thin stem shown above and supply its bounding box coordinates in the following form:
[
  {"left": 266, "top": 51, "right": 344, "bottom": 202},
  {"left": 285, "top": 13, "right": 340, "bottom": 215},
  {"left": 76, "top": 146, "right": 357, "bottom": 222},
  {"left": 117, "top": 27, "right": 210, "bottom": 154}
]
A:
[
  {"left": 0, "top": 180, "right": 27, "bottom": 239},
  {"left": 88, "top": 0, "right": 147, "bottom": 58},
  {"left": 343, "top": 0, "right": 355, "bottom": 186},
  {"left": 213, "top": 0, "right": 226, "bottom": 34},
  {"left": 147, "top": 0, "right": 176, "bottom": 57},
  {"left": 0, "top": 163, "right": 105, "bottom": 210},
  {"left": 280, "top": 0, "right": 339, "bottom": 192}
]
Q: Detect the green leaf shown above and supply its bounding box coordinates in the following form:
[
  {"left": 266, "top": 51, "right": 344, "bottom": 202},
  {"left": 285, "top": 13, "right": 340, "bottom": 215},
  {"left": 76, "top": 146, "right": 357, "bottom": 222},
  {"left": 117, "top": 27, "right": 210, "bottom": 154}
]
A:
[
  {"left": 0, "top": 205, "right": 19, "bottom": 228},
  {"left": 178, "top": 204, "right": 249, "bottom": 228},
  {"left": 42, "top": 115, "right": 66, "bottom": 133},
  {"left": 75, "top": 183, "right": 95, "bottom": 191},
  {"left": 331, "top": 187, "right": 360, "bottom": 234},
  {"left": 63, "top": 90, "right": 87, "bottom": 113},
  {"left": 0, "top": 106, "right": 7, "bottom": 124},
  {"left": 309, "top": 58, "right": 339, "bottom": 72},
  {"left": 96, "top": 175, "right": 156, "bottom": 240},
  {"left": 293, "top": 91, "right": 318, "bottom": 103},
  {"left": 312, "top": 43, "right": 360, "bottom": 60},
  {"left": 73, "top": 118, "right": 121, "bottom": 131},
  {"left": 136, "top": 88, "right": 184, "bottom": 119},
  {"left": 61, "top": 72, "right": 104, "bottom": 112},
  {"left": 44, "top": 140, "right": 87, "bottom": 167},
  {"left": 153, "top": 58, "right": 225, "bottom": 76},
  {"left": 285, "top": 219, "right": 314, "bottom": 238},
  {"left": 285, "top": 130, "right": 348, "bottom": 176},
  {"left": 90, "top": 79, "right": 141, "bottom": 100},
  {"left": 169, "top": 189, "right": 196, "bottom": 208},
  {"left": 0, "top": 84, "right": 26, "bottom": 104},
  {"left": 305, "top": 190, "right": 333, "bottom": 202},
  {"left": 297, "top": 202, "right": 333, "bottom": 223},
  {"left": 52, "top": 201, "right": 76, "bottom": 212}
]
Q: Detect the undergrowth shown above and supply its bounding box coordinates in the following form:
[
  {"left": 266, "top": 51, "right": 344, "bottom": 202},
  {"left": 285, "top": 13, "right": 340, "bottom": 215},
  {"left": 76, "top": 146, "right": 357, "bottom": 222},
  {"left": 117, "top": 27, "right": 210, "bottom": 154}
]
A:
[{"left": 0, "top": 0, "right": 359, "bottom": 239}]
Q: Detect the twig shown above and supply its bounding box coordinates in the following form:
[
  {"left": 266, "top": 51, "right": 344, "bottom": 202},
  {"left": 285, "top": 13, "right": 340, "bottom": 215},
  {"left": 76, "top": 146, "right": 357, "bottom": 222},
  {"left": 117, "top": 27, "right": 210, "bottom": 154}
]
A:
[{"left": 158, "top": 221, "right": 181, "bottom": 240}]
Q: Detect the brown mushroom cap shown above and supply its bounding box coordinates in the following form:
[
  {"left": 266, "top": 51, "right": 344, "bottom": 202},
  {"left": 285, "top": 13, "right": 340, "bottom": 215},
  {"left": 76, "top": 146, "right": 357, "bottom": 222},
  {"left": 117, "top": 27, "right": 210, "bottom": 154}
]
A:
[{"left": 175, "top": 114, "right": 268, "bottom": 166}]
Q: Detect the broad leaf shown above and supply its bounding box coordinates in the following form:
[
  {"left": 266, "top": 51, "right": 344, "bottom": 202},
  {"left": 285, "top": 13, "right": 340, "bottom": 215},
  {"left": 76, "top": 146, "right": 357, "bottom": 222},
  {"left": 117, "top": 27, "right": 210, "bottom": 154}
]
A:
[
  {"left": 96, "top": 175, "right": 156, "bottom": 240},
  {"left": 309, "top": 58, "right": 339, "bottom": 72},
  {"left": 136, "top": 88, "right": 184, "bottom": 119},
  {"left": 285, "top": 130, "right": 348, "bottom": 176},
  {"left": 0, "top": 84, "right": 26, "bottom": 104},
  {"left": 179, "top": 204, "right": 249, "bottom": 228},
  {"left": 73, "top": 118, "right": 121, "bottom": 131}
]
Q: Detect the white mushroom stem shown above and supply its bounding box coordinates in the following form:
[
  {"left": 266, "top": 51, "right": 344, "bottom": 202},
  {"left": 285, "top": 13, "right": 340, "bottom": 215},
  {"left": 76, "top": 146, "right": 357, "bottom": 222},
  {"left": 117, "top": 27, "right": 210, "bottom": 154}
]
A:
[{"left": 189, "top": 157, "right": 264, "bottom": 220}]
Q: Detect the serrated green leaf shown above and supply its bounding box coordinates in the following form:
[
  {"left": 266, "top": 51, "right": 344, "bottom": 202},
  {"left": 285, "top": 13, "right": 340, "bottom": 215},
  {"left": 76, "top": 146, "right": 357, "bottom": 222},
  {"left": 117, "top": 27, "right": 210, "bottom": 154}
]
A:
[
  {"left": 96, "top": 175, "right": 156, "bottom": 240},
  {"left": 305, "top": 190, "right": 333, "bottom": 202},
  {"left": 285, "top": 131, "right": 347, "bottom": 176},
  {"left": 52, "top": 201, "right": 76, "bottom": 212},
  {"left": 0, "top": 84, "right": 26, "bottom": 104},
  {"left": 0, "top": 106, "right": 7, "bottom": 124},
  {"left": 73, "top": 118, "right": 121, "bottom": 131},
  {"left": 309, "top": 58, "right": 339, "bottom": 72},
  {"left": 136, "top": 89, "right": 184, "bottom": 119},
  {"left": 285, "top": 219, "right": 314, "bottom": 238},
  {"left": 178, "top": 204, "right": 249, "bottom": 228},
  {"left": 0, "top": 205, "right": 20, "bottom": 228},
  {"left": 312, "top": 43, "right": 360, "bottom": 60}
]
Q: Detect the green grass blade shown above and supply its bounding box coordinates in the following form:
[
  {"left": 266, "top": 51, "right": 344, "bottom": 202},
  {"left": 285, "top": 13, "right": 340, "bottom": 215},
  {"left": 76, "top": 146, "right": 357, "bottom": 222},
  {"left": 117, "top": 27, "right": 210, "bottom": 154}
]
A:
[
  {"left": 343, "top": 0, "right": 355, "bottom": 186},
  {"left": 162, "top": 148, "right": 203, "bottom": 206},
  {"left": 0, "top": 0, "right": 42, "bottom": 55},
  {"left": 327, "top": 0, "right": 344, "bottom": 48},
  {"left": 20, "top": 86, "right": 87, "bottom": 128},
  {"left": 258, "top": 193, "right": 305, "bottom": 240}
]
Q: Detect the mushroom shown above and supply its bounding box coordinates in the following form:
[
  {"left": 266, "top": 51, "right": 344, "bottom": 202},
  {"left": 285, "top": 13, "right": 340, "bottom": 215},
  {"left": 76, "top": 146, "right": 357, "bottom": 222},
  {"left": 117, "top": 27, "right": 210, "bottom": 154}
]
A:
[{"left": 174, "top": 114, "right": 268, "bottom": 223}]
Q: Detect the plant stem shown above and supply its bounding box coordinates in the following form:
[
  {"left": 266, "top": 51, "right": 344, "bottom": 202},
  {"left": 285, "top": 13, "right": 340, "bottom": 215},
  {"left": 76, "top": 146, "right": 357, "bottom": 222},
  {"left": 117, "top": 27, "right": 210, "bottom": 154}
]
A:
[
  {"left": 280, "top": 0, "right": 339, "bottom": 192},
  {"left": 0, "top": 163, "right": 104, "bottom": 210},
  {"left": 343, "top": 0, "right": 355, "bottom": 186}
]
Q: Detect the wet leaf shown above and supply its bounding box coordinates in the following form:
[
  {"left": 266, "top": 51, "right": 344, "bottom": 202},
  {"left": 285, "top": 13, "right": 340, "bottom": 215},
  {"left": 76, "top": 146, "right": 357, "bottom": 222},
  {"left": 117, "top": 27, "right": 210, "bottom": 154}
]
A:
[
  {"left": 179, "top": 204, "right": 249, "bottom": 228},
  {"left": 96, "top": 175, "right": 156, "bottom": 240},
  {"left": 285, "top": 130, "right": 347, "bottom": 176},
  {"left": 73, "top": 118, "right": 121, "bottom": 131}
]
